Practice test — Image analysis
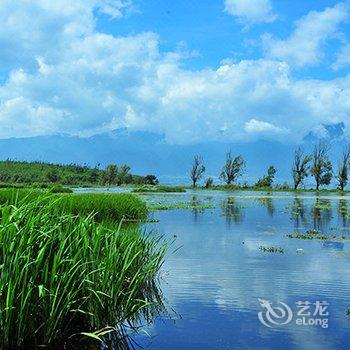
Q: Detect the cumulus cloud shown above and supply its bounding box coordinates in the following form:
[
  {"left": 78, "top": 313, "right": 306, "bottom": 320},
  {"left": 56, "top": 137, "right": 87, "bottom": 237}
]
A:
[
  {"left": 1, "top": 1, "right": 350, "bottom": 144},
  {"left": 333, "top": 43, "right": 350, "bottom": 70},
  {"left": 224, "top": 0, "right": 276, "bottom": 24},
  {"left": 263, "top": 2, "right": 349, "bottom": 67}
]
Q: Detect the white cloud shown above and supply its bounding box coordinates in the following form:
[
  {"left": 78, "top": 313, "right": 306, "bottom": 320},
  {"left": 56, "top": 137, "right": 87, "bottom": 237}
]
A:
[
  {"left": 224, "top": 0, "right": 276, "bottom": 24},
  {"left": 1, "top": 1, "right": 350, "bottom": 144},
  {"left": 0, "top": 0, "right": 134, "bottom": 71},
  {"left": 263, "top": 2, "right": 349, "bottom": 67},
  {"left": 244, "top": 119, "right": 288, "bottom": 134},
  {"left": 333, "top": 43, "right": 350, "bottom": 70},
  {"left": 96, "top": 0, "right": 136, "bottom": 18}
]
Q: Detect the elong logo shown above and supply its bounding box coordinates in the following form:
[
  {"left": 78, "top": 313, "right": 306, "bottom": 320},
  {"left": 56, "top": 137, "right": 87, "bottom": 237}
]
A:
[{"left": 258, "top": 299, "right": 329, "bottom": 329}]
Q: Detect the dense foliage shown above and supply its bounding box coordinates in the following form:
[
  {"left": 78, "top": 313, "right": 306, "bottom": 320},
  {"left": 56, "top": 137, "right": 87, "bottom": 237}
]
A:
[{"left": 0, "top": 160, "right": 155, "bottom": 186}]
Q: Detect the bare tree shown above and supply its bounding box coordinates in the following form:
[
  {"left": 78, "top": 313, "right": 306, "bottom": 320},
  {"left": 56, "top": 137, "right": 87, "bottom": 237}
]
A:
[
  {"left": 310, "top": 142, "right": 333, "bottom": 190},
  {"left": 220, "top": 151, "right": 245, "bottom": 185},
  {"left": 336, "top": 146, "right": 350, "bottom": 191},
  {"left": 292, "top": 147, "right": 312, "bottom": 190},
  {"left": 190, "top": 155, "right": 205, "bottom": 187}
]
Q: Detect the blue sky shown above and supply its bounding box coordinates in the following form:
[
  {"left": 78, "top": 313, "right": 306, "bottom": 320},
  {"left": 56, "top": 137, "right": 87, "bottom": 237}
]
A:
[
  {"left": 0, "top": 0, "right": 350, "bottom": 144},
  {"left": 97, "top": 0, "right": 350, "bottom": 76}
]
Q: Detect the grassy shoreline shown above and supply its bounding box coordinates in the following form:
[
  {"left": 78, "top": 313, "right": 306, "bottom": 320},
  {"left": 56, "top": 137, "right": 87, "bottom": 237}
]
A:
[{"left": 0, "top": 190, "right": 167, "bottom": 348}]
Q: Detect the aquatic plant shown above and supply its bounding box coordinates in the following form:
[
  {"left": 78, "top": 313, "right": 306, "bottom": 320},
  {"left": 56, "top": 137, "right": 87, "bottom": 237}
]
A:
[
  {"left": 0, "top": 196, "right": 167, "bottom": 348},
  {"left": 133, "top": 185, "right": 186, "bottom": 193},
  {"left": 287, "top": 230, "right": 349, "bottom": 241},
  {"left": 259, "top": 246, "right": 285, "bottom": 253},
  {"left": 150, "top": 201, "right": 214, "bottom": 211}
]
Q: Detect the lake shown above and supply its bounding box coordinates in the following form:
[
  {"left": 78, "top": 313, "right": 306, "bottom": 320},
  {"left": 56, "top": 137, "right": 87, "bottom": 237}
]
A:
[
  {"left": 133, "top": 190, "right": 350, "bottom": 350},
  {"left": 74, "top": 188, "right": 350, "bottom": 349}
]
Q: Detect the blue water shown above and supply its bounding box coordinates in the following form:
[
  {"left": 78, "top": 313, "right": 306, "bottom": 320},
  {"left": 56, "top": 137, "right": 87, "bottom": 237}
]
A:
[{"left": 134, "top": 190, "right": 350, "bottom": 350}]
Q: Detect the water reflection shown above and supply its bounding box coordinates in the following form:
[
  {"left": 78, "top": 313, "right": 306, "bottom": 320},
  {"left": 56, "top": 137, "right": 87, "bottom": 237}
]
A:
[
  {"left": 311, "top": 198, "right": 332, "bottom": 232},
  {"left": 290, "top": 197, "right": 307, "bottom": 230},
  {"left": 256, "top": 196, "right": 275, "bottom": 217},
  {"left": 136, "top": 191, "right": 350, "bottom": 350},
  {"left": 221, "top": 196, "right": 244, "bottom": 225},
  {"left": 190, "top": 195, "right": 205, "bottom": 222},
  {"left": 338, "top": 198, "right": 350, "bottom": 230}
]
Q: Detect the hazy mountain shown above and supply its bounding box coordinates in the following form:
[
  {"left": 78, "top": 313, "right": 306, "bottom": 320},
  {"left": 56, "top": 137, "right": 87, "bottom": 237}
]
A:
[{"left": 0, "top": 127, "right": 346, "bottom": 186}]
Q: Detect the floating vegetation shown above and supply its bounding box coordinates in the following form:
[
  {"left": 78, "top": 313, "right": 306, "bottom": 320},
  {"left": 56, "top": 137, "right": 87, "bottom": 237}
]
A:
[
  {"left": 259, "top": 246, "right": 285, "bottom": 253},
  {"left": 150, "top": 201, "right": 214, "bottom": 211},
  {"left": 329, "top": 226, "right": 349, "bottom": 231},
  {"left": 287, "top": 229, "right": 349, "bottom": 241},
  {"left": 133, "top": 185, "right": 186, "bottom": 193}
]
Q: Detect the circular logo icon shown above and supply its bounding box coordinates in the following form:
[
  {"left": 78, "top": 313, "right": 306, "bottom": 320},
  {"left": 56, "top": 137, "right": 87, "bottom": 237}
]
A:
[{"left": 258, "top": 298, "right": 293, "bottom": 328}]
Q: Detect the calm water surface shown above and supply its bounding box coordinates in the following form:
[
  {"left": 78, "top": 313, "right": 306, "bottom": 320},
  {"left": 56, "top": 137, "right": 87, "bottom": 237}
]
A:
[
  {"left": 137, "top": 190, "right": 350, "bottom": 350},
  {"left": 78, "top": 188, "right": 350, "bottom": 349}
]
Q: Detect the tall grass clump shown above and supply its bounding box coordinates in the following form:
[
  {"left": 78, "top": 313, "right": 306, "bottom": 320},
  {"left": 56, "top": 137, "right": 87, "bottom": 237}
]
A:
[
  {"left": 0, "top": 196, "right": 166, "bottom": 348},
  {"left": 58, "top": 193, "right": 148, "bottom": 221},
  {"left": 0, "top": 189, "right": 148, "bottom": 222}
]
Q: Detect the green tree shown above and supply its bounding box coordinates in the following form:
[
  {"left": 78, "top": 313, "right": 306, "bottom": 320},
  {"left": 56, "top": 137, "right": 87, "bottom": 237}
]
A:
[
  {"left": 292, "top": 147, "right": 312, "bottom": 190},
  {"left": 255, "top": 166, "right": 277, "bottom": 188},
  {"left": 336, "top": 146, "right": 350, "bottom": 191},
  {"left": 220, "top": 151, "right": 245, "bottom": 185},
  {"left": 310, "top": 142, "right": 333, "bottom": 190},
  {"left": 104, "top": 164, "right": 117, "bottom": 185},
  {"left": 116, "top": 165, "right": 131, "bottom": 185},
  {"left": 143, "top": 175, "right": 159, "bottom": 185},
  {"left": 190, "top": 155, "right": 205, "bottom": 187},
  {"left": 89, "top": 164, "right": 100, "bottom": 184},
  {"left": 46, "top": 168, "right": 60, "bottom": 183}
]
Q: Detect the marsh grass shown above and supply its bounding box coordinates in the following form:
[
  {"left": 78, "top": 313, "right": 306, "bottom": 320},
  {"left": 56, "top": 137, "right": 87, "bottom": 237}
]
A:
[
  {"left": 0, "top": 189, "right": 147, "bottom": 222},
  {"left": 0, "top": 195, "right": 166, "bottom": 348}
]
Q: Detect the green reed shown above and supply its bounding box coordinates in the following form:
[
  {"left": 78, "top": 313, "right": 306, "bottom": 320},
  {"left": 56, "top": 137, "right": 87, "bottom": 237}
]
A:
[
  {"left": 0, "top": 189, "right": 148, "bottom": 222},
  {"left": 0, "top": 195, "right": 166, "bottom": 348}
]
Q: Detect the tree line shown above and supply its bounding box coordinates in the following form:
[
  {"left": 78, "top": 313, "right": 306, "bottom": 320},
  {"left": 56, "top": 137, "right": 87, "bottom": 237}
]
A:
[
  {"left": 0, "top": 160, "right": 159, "bottom": 186},
  {"left": 190, "top": 142, "right": 350, "bottom": 191}
]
